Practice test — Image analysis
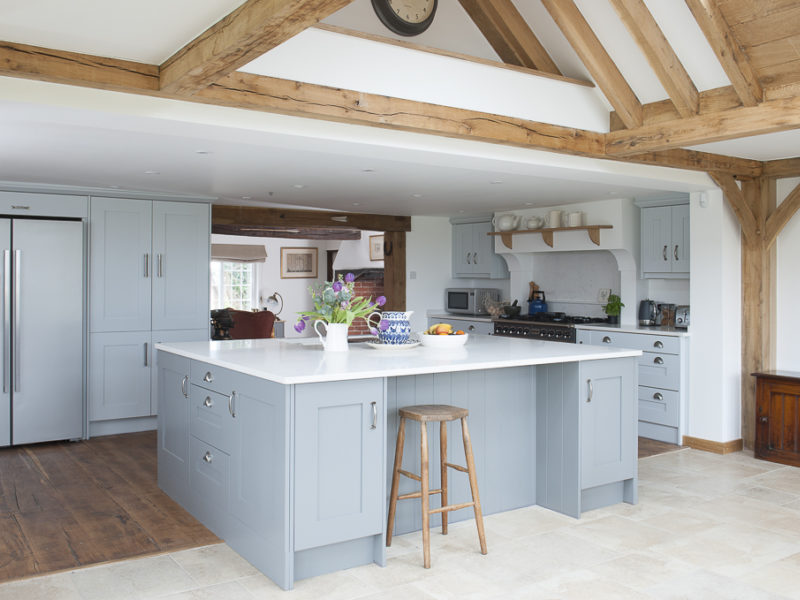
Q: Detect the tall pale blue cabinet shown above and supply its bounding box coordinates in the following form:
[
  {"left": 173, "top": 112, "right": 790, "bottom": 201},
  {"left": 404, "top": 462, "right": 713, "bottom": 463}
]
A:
[{"left": 89, "top": 197, "right": 209, "bottom": 435}]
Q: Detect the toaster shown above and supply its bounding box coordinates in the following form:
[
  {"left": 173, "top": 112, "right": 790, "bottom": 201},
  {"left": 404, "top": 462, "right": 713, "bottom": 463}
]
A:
[{"left": 675, "top": 305, "right": 690, "bottom": 328}]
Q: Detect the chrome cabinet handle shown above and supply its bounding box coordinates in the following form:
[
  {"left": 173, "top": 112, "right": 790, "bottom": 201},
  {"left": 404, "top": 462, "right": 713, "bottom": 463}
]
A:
[
  {"left": 370, "top": 401, "right": 377, "bottom": 430},
  {"left": 662, "top": 245, "right": 667, "bottom": 261},
  {"left": 181, "top": 375, "right": 188, "bottom": 398},
  {"left": 203, "top": 451, "right": 213, "bottom": 463},
  {"left": 466, "top": 252, "right": 471, "bottom": 264},
  {"left": 144, "top": 342, "right": 149, "bottom": 367},
  {"left": 228, "top": 391, "right": 237, "bottom": 418},
  {"left": 602, "top": 336, "right": 611, "bottom": 343},
  {"left": 204, "top": 396, "right": 213, "bottom": 408},
  {"left": 472, "top": 252, "right": 478, "bottom": 265},
  {"left": 587, "top": 379, "right": 593, "bottom": 403},
  {"left": 654, "top": 356, "right": 664, "bottom": 365},
  {"left": 654, "top": 340, "right": 663, "bottom": 349},
  {"left": 674, "top": 245, "right": 679, "bottom": 261},
  {"left": 2, "top": 250, "right": 9, "bottom": 394},
  {"left": 144, "top": 254, "right": 149, "bottom": 278},
  {"left": 13, "top": 250, "right": 20, "bottom": 392},
  {"left": 653, "top": 392, "right": 663, "bottom": 401},
  {"left": 203, "top": 371, "right": 213, "bottom": 383},
  {"left": 157, "top": 254, "right": 163, "bottom": 277}
]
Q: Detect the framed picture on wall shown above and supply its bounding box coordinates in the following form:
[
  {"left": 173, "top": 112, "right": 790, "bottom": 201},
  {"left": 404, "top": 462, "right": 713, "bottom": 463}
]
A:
[
  {"left": 280, "top": 247, "right": 318, "bottom": 279},
  {"left": 369, "top": 235, "right": 384, "bottom": 261}
]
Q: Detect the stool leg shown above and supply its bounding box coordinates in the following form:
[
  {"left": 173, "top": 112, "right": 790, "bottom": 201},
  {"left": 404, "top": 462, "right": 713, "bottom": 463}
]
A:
[
  {"left": 386, "top": 416, "right": 406, "bottom": 547},
  {"left": 420, "top": 421, "right": 431, "bottom": 568},
  {"left": 461, "top": 417, "right": 487, "bottom": 555},
  {"left": 440, "top": 420, "right": 448, "bottom": 535}
]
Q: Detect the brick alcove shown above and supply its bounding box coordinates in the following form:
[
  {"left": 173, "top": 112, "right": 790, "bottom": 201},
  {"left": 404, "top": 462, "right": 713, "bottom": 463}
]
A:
[{"left": 335, "top": 268, "right": 384, "bottom": 336}]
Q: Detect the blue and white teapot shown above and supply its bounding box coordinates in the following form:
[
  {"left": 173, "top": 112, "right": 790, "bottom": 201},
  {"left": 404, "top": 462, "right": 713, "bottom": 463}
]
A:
[{"left": 367, "top": 311, "right": 414, "bottom": 345}]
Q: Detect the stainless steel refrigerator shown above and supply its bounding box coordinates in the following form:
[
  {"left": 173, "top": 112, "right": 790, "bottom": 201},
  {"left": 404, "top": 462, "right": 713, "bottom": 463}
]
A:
[{"left": 0, "top": 218, "right": 84, "bottom": 446}]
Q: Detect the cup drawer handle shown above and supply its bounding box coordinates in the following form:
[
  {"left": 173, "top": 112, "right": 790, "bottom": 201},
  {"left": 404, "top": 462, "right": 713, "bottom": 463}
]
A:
[
  {"left": 653, "top": 392, "right": 664, "bottom": 401},
  {"left": 203, "top": 396, "right": 213, "bottom": 408},
  {"left": 654, "top": 356, "right": 664, "bottom": 365},
  {"left": 654, "top": 340, "right": 663, "bottom": 349},
  {"left": 602, "top": 336, "right": 612, "bottom": 343},
  {"left": 203, "top": 371, "right": 214, "bottom": 383},
  {"left": 203, "top": 451, "right": 213, "bottom": 463}
]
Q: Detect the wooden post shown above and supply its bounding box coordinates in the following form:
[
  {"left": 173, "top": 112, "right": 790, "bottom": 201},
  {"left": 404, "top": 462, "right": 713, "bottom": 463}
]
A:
[{"left": 383, "top": 231, "right": 406, "bottom": 311}]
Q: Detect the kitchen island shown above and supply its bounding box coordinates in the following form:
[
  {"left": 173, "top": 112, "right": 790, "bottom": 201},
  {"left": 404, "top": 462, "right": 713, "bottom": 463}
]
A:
[{"left": 156, "top": 335, "right": 640, "bottom": 590}]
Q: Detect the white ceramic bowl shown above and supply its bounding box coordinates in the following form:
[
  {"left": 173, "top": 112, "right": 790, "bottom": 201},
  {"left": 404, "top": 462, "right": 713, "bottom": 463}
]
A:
[{"left": 419, "top": 332, "right": 469, "bottom": 348}]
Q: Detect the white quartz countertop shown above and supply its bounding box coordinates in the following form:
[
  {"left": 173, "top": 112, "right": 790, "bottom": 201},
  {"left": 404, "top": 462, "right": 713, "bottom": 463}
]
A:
[
  {"left": 156, "top": 335, "right": 641, "bottom": 385},
  {"left": 574, "top": 323, "right": 690, "bottom": 337}
]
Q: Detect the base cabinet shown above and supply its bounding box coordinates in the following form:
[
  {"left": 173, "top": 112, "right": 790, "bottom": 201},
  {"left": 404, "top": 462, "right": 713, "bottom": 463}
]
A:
[
  {"left": 754, "top": 371, "right": 800, "bottom": 467},
  {"left": 157, "top": 352, "right": 190, "bottom": 500}
]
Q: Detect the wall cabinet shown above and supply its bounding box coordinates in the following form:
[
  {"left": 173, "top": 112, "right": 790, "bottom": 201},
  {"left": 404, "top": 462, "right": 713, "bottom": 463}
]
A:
[
  {"left": 451, "top": 218, "right": 508, "bottom": 279},
  {"left": 640, "top": 203, "right": 689, "bottom": 277},
  {"left": 89, "top": 197, "right": 210, "bottom": 426}
]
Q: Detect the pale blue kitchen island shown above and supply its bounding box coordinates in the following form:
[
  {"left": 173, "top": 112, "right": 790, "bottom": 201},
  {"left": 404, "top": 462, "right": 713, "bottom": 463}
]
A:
[{"left": 156, "top": 335, "right": 641, "bottom": 590}]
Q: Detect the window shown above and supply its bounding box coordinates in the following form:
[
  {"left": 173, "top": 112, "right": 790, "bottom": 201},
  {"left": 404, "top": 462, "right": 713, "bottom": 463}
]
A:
[{"left": 210, "top": 261, "right": 258, "bottom": 310}]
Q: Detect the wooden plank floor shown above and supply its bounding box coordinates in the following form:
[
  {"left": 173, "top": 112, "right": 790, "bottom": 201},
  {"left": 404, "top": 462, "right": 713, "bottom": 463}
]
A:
[
  {"left": 0, "top": 431, "right": 218, "bottom": 583},
  {"left": 638, "top": 436, "right": 684, "bottom": 458}
]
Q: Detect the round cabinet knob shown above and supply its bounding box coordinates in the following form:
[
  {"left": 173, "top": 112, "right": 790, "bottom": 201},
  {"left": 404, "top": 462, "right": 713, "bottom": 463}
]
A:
[
  {"left": 203, "top": 451, "right": 213, "bottom": 463},
  {"left": 602, "top": 336, "right": 612, "bottom": 343},
  {"left": 203, "top": 396, "right": 213, "bottom": 408}
]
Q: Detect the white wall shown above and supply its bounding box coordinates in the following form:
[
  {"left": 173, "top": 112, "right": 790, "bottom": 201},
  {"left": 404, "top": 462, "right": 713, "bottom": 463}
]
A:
[
  {"left": 776, "top": 177, "right": 800, "bottom": 371},
  {"left": 332, "top": 230, "right": 383, "bottom": 270},
  {"left": 211, "top": 234, "right": 335, "bottom": 338},
  {"left": 688, "top": 189, "right": 742, "bottom": 442}
]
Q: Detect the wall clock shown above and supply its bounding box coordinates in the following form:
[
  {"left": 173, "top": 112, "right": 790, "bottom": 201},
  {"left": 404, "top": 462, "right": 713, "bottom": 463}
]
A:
[{"left": 371, "top": 0, "right": 438, "bottom": 36}]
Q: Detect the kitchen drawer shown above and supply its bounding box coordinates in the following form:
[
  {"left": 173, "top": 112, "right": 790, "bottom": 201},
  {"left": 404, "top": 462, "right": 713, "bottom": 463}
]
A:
[
  {"left": 638, "top": 352, "right": 680, "bottom": 390},
  {"left": 427, "top": 317, "right": 493, "bottom": 335},
  {"left": 191, "top": 360, "right": 239, "bottom": 395},
  {"left": 638, "top": 386, "right": 679, "bottom": 427},
  {"left": 589, "top": 330, "right": 679, "bottom": 355},
  {"left": 189, "top": 436, "right": 229, "bottom": 533},
  {"left": 190, "top": 385, "right": 235, "bottom": 454}
]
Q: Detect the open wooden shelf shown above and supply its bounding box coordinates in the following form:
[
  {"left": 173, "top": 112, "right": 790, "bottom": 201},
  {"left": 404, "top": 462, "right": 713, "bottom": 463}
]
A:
[{"left": 488, "top": 225, "right": 613, "bottom": 249}]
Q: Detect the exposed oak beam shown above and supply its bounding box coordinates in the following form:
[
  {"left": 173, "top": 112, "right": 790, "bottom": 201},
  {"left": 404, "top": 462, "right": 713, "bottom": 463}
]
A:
[
  {"left": 764, "top": 181, "right": 800, "bottom": 247},
  {"left": 159, "top": 0, "right": 353, "bottom": 95},
  {"left": 0, "top": 40, "right": 158, "bottom": 91},
  {"left": 684, "top": 0, "right": 763, "bottom": 107},
  {"left": 542, "top": 0, "right": 643, "bottom": 129},
  {"left": 610, "top": 0, "right": 699, "bottom": 117},
  {"left": 212, "top": 205, "right": 411, "bottom": 232},
  {"left": 457, "top": 0, "right": 561, "bottom": 75},
  {"left": 212, "top": 223, "right": 361, "bottom": 240},
  {"left": 619, "top": 149, "right": 762, "bottom": 178},
  {"left": 709, "top": 172, "right": 758, "bottom": 240},
  {"left": 606, "top": 95, "right": 800, "bottom": 155},
  {"left": 196, "top": 72, "right": 606, "bottom": 156},
  {"left": 762, "top": 157, "right": 800, "bottom": 179}
]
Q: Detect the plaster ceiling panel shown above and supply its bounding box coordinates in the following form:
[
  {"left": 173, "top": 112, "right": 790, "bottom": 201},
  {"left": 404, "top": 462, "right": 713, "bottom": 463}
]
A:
[
  {"left": 687, "top": 129, "right": 800, "bottom": 161},
  {"left": 644, "top": 0, "right": 732, "bottom": 92},
  {"left": 323, "top": 0, "right": 499, "bottom": 60},
  {"left": 0, "top": 0, "right": 246, "bottom": 63}
]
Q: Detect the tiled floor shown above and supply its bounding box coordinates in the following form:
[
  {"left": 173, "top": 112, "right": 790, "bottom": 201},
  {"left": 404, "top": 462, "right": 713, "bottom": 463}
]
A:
[{"left": 3, "top": 448, "right": 800, "bottom": 599}]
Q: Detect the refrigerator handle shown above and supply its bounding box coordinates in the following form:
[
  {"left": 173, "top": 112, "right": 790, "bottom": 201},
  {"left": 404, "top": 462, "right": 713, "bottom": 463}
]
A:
[
  {"left": 13, "top": 250, "right": 20, "bottom": 393},
  {"left": 2, "top": 250, "right": 9, "bottom": 394}
]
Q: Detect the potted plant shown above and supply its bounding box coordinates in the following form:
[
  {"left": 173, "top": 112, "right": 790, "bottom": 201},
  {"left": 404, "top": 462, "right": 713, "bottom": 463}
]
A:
[{"left": 603, "top": 293, "right": 624, "bottom": 324}]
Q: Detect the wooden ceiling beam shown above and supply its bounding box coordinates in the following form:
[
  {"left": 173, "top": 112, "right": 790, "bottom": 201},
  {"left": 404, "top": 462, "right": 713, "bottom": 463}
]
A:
[
  {"left": 159, "top": 0, "right": 353, "bottom": 95},
  {"left": 684, "top": 0, "right": 763, "bottom": 106},
  {"left": 606, "top": 95, "right": 800, "bottom": 156},
  {"left": 212, "top": 205, "right": 411, "bottom": 232},
  {"left": 765, "top": 181, "right": 800, "bottom": 247},
  {"left": 542, "top": 0, "right": 642, "bottom": 129},
  {"left": 618, "top": 149, "right": 762, "bottom": 178},
  {"left": 610, "top": 0, "right": 699, "bottom": 118},
  {"left": 762, "top": 157, "right": 800, "bottom": 179},
  {"left": 457, "top": 0, "right": 561, "bottom": 75},
  {"left": 212, "top": 223, "right": 361, "bottom": 240}
]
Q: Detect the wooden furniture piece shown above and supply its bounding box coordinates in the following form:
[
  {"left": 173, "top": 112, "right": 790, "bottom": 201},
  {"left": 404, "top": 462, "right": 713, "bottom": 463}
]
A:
[
  {"left": 386, "top": 404, "right": 487, "bottom": 569},
  {"left": 211, "top": 308, "right": 276, "bottom": 340},
  {"left": 754, "top": 371, "right": 800, "bottom": 467}
]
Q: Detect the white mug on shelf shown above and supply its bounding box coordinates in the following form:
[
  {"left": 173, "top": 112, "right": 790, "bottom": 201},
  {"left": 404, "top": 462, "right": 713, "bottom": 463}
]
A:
[
  {"left": 567, "top": 211, "right": 583, "bottom": 227},
  {"left": 545, "top": 210, "right": 562, "bottom": 228}
]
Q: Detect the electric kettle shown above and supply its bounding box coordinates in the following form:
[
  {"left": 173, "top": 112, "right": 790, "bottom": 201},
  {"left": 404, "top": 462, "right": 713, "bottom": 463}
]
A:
[{"left": 638, "top": 299, "right": 658, "bottom": 326}]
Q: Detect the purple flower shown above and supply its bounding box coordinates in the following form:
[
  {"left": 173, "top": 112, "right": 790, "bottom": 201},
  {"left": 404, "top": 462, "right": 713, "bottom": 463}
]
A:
[
  {"left": 379, "top": 319, "right": 390, "bottom": 331},
  {"left": 376, "top": 295, "right": 386, "bottom": 307},
  {"left": 369, "top": 327, "right": 378, "bottom": 336},
  {"left": 368, "top": 300, "right": 375, "bottom": 307},
  {"left": 345, "top": 272, "right": 355, "bottom": 283},
  {"left": 332, "top": 281, "right": 343, "bottom": 293},
  {"left": 294, "top": 320, "right": 306, "bottom": 333},
  {"left": 340, "top": 301, "right": 348, "bottom": 309}
]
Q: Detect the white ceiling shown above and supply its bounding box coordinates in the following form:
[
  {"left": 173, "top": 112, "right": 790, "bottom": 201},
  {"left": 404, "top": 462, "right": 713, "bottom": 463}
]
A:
[{"left": 0, "top": 0, "right": 795, "bottom": 216}]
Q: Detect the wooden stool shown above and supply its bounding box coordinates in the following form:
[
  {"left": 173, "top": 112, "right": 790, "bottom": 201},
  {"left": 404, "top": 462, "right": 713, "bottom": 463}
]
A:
[{"left": 386, "top": 404, "right": 487, "bottom": 568}]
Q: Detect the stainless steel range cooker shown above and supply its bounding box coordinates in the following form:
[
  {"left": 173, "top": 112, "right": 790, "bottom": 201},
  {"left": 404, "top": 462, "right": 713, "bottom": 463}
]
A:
[{"left": 493, "top": 313, "right": 607, "bottom": 343}]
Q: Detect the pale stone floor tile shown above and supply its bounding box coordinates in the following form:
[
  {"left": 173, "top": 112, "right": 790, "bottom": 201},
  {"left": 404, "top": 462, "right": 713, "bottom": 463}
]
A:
[
  {"left": 528, "top": 567, "right": 650, "bottom": 599},
  {"left": 568, "top": 515, "right": 674, "bottom": 553},
  {"left": 152, "top": 580, "right": 254, "bottom": 600},
  {"left": 733, "top": 483, "right": 799, "bottom": 506},
  {"left": 586, "top": 551, "right": 697, "bottom": 591},
  {"left": 353, "top": 582, "right": 437, "bottom": 600},
  {"left": 751, "top": 467, "right": 800, "bottom": 495},
  {"left": 740, "top": 552, "right": 800, "bottom": 600},
  {"left": 169, "top": 543, "right": 259, "bottom": 587},
  {"left": 646, "top": 568, "right": 790, "bottom": 600},
  {"left": 0, "top": 571, "right": 82, "bottom": 600},
  {"left": 639, "top": 507, "right": 724, "bottom": 535}
]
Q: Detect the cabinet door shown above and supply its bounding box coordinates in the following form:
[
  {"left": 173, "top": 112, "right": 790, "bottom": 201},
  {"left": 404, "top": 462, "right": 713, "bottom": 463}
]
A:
[
  {"left": 150, "top": 328, "right": 209, "bottom": 415},
  {"left": 755, "top": 378, "right": 800, "bottom": 467},
  {"left": 671, "top": 204, "right": 690, "bottom": 273},
  {"left": 452, "top": 223, "right": 474, "bottom": 277},
  {"left": 580, "top": 358, "right": 635, "bottom": 490},
  {"left": 90, "top": 197, "right": 152, "bottom": 332},
  {"left": 294, "top": 379, "right": 385, "bottom": 551},
  {"left": 640, "top": 207, "right": 671, "bottom": 274},
  {"left": 157, "top": 351, "right": 191, "bottom": 501},
  {"left": 89, "top": 331, "right": 151, "bottom": 421},
  {"left": 151, "top": 202, "right": 209, "bottom": 331}
]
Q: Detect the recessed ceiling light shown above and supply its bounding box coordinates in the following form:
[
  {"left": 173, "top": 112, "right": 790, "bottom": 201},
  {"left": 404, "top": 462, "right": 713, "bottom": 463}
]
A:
[
  {"left": 292, "top": 184, "right": 306, "bottom": 189},
  {"left": 241, "top": 196, "right": 252, "bottom": 200},
  {"left": 524, "top": 202, "right": 533, "bottom": 206},
  {"left": 411, "top": 193, "right": 422, "bottom": 198},
  {"left": 362, "top": 168, "right": 375, "bottom": 173},
  {"left": 144, "top": 170, "right": 160, "bottom": 175},
  {"left": 195, "top": 150, "right": 211, "bottom": 155},
  {"left": 352, "top": 202, "right": 361, "bottom": 206},
  {"left": 490, "top": 180, "right": 503, "bottom": 185}
]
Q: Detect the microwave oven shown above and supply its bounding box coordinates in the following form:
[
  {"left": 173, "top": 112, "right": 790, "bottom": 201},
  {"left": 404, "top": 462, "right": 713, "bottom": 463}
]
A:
[{"left": 445, "top": 288, "right": 501, "bottom": 315}]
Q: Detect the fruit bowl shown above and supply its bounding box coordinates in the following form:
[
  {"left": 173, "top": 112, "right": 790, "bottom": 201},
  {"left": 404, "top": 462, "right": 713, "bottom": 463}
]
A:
[{"left": 420, "top": 332, "right": 469, "bottom": 348}]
